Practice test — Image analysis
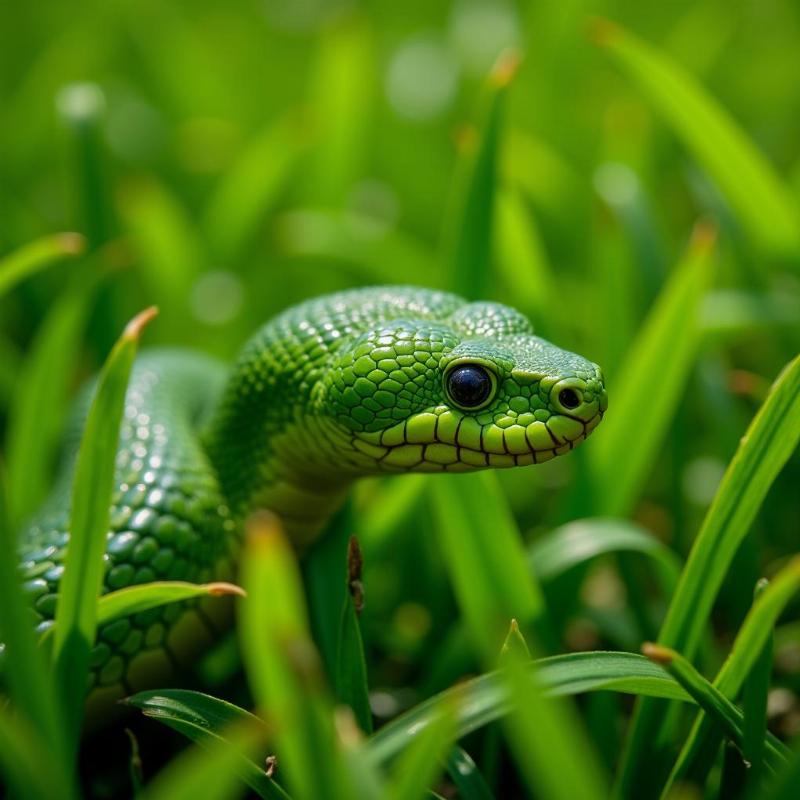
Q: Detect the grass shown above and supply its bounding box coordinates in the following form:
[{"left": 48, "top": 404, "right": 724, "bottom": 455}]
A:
[{"left": 1, "top": 4, "right": 799, "bottom": 799}]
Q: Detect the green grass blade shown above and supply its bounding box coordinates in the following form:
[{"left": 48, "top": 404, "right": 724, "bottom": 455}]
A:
[
  {"left": 0, "top": 232, "right": 85, "bottom": 300},
  {"left": 587, "top": 222, "right": 716, "bottom": 516},
  {"left": 742, "top": 580, "right": 773, "bottom": 793},
  {"left": 0, "top": 705, "right": 68, "bottom": 800},
  {"left": 53, "top": 307, "right": 157, "bottom": 739},
  {"left": 368, "top": 651, "right": 691, "bottom": 767},
  {"left": 620, "top": 354, "right": 800, "bottom": 794},
  {"left": 0, "top": 467, "right": 70, "bottom": 791},
  {"left": 429, "top": 471, "right": 545, "bottom": 662},
  {"left": 335, "top": 536, "right": 372, "bottom": 734},
  {"left": 763, "top": 749, "right": 800, "bottom": 800},
  {"left": 494, "top": 186, "right": 560, "bottom": 338},
  {"left": 386, "top": 699, "right": 457, "bottom": 800},
  {"left": 124, "top": 690, "right": 286, "bottom": 800},
  {"left": 306, "top": 15, "right": 375, "bottom": 206},
  {"left": 663, "top": 557, "right": 800, "bottom": 794},
  {"left": 445, "top": 747, "right": 495, "bottom": 800},
  {"left": 97, "top": 580, "right": 244, "bottom": 626},
  {"left": 139, "top": 720, "right": 271, "bottom": 800},
  {"left": 529, "top": 518, "right": 681, "bottom": 592},
  {"left": 443, "top": 53, "right": 518, "bottom": 300},
  {"left": 57, "top": 83, "right": 114, "bottom": 247},
  {"left": 643, "top": 644, "right": 788, "bottom": 772},
  {"left": 6, "top": 284, "right": 94, "bottom": 527},
  {"left": 501, "top": 646, "right": 608, "bottom": 800},
  {"left": 203, "top": 114, "right": 309, "bottom": 263},
  {"left": 239, "top": 512, "right": 356, "bottom": 800},
  {"left": 119, "top": 178, "right": 203, "bottom": 326},
  {"left": 592, "top": 19, "right": 800, "bottom": 258},
  {"left": 659, "top": 354, "right": 800, "bottom": 657}
]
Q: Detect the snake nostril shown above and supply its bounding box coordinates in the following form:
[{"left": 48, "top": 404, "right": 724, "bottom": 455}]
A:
[{"left": 558, "top": 388, "right": 581, "bottom": 410}]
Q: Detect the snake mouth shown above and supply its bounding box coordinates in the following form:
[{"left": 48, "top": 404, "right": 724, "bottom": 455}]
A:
[{"left": 350, "top": 404, "right": 605, "bottom": 473}]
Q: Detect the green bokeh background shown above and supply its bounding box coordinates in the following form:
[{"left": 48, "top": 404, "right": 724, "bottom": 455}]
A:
[{"left": 1, "top": 1, "right": 799, "bottom": 796}]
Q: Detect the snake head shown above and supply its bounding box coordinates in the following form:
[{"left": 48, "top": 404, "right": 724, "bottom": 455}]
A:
[{"left": 318, "top": 302, "right": 607, "bottom": 473}]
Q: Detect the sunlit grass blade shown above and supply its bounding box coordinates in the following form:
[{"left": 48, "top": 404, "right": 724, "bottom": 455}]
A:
[
  {"left": 306, "top": 15, "right": 375, "bottom": 205},
  {"left": 501, "top": 642, "right": 608, "bottom": 800},
  {"left": 592, "top": 19, "right": 800, "bottom": 259},
  {"left": 587, "top": 221, "right": 716, "bottom": 516},
  {"left": 125, "top": 690, "right": 285, "bottom": 800},
  {"left": 0, "top": 232, "right": 85, "bottom": 299},
  {"left": 0, "top": 706, "right": 68, "bottom": 800},
  {"left": 368, "top": 651, "right": 691, "bottom": 766},
  {"left": 621, "top": 352, "right": 800, "bottom": 794},
  {"left": 529, "top": 518, "right": 681, "bottom": 592},
  {"left": 0, "top": 468, "right": 70, "bottom": 793},
  {"left": 335, "top": 536, "right": 372, "bottom": 734},
  {"left": 445, "top": 747, "right": 495, "bottom": 800},
  {"left": 442, "top": 51, "right": 519, "bottom": 299},
  {"left": 429, "top": 471, "right": 545, "bottom": 661},
  {"left": 139, "top": 719, "right": 271, "bottom": 800},
  {"left": 663, "top": 557, "right": 800, "bottom": 794},
  {"left": 53, "top": 306, "right": 157, "bottom": 740},
  {"left": 386, "top": 699, "right": 457, "bottom": 800},
  {"left": 6, "top": 284, "right": 94, "bottom": 527},
  {"left": 239, "top": 511, "right": 357, "bottom": 800},
  {"left": 642, "top": 644, "right": 788, "bottom": 771},
  {"left": 119, "top": 177, "right": 203, "bottom": 323},
  {"left": 275, "top": 209, "right": 438, "bottom": 287},
  {"left": 97, "top": 580, "right": 244, "bottom": 626},
  {"left": 203, "top": 113, "right": 310, "bottom": 263},
  {"left": 495, "top": 186, "right": 560, "bottom": 338}
]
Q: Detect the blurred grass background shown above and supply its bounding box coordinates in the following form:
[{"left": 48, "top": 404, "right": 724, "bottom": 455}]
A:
[{"left": 1, "top": 0, "right": 800, "bottom": 798}]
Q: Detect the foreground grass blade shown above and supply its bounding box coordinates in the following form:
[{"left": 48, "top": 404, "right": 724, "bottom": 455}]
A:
[
  {"left": 140, "top": 720, "right": 271, "bottom": 800},
  {"left": 429, "top": 471, "right": 545, "bottom": 661},
  {"left": 0, "top": 706, "right": 67, "bottom": 800},
  {"left": 387, "top": 700, "right": 457, "bottom": 800},
  {"left": 53, "top": 307, "right": 157, "bottom": 739},
  {"left": 368, "top": 651, "right": 691, "bottom": 766},
  {"left": 529, "top": 518, "right": 681, "bottom": 592},
  {"left": 239, "top": 512, "right": 357, "bottom": 800},
  {"left": 443, "top": 52, "right": 519, "bottom": 300},
  {"left": 125, "top": 690, "right": 285, "bottom": 800},
  {"left": 98, "top": 580, "right": 244, "bottom": 625},
  {"left": 502, "top": 649, "right": 608, "bottom": 800},
  {"left": 620, "top": 355, "right": 800, "bottom": 794},
  {"left": 6, "top": 284, "right": 94, "bottom": 527},
  {"left": 335, "top": 536, "right": 372, "bottom": 734},
  {"left": 742, "top": 580, "right": 773, "bottom": 793},
  {"left": 0, "top": 469, "right": 70, "bottom": 793},
  {"left": 587, "top": 222, "right": 716, "bottom": 516},
  {"left": 446, "top": 747, "right": 495, "bottom": 800},
  {"left": 664, "top": 557, "right": 800, "bottom": 794},
  {"left": 592, "top": 19, "right": 800, "bottom": 258},
  {"left": 0, "top": 232, "right": 85, "bottom": 299},
  {"left": 643, "top": 644, "right": 788, "bottom": 771}
]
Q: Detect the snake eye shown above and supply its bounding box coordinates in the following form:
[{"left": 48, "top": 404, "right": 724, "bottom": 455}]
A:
[
  {"left": 558, "top": 388, "right": 581, "bottom": 410},
  {"left": 446, "top": 364, "right": 494, "bottom": 410}
]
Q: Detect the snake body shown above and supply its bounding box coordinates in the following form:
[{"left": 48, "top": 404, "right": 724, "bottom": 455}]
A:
[{"left": 13, "top": 286, "right": 607, "bottom": 711}]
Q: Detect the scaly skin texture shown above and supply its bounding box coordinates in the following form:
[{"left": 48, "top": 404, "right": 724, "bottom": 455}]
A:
[{"left": 12, "top": 286, "right": 607, "bottom": 713}]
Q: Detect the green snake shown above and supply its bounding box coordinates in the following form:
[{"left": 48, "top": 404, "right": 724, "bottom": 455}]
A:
[{"left": 11, "top": 286, "right": 607, "bottom": 714}]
